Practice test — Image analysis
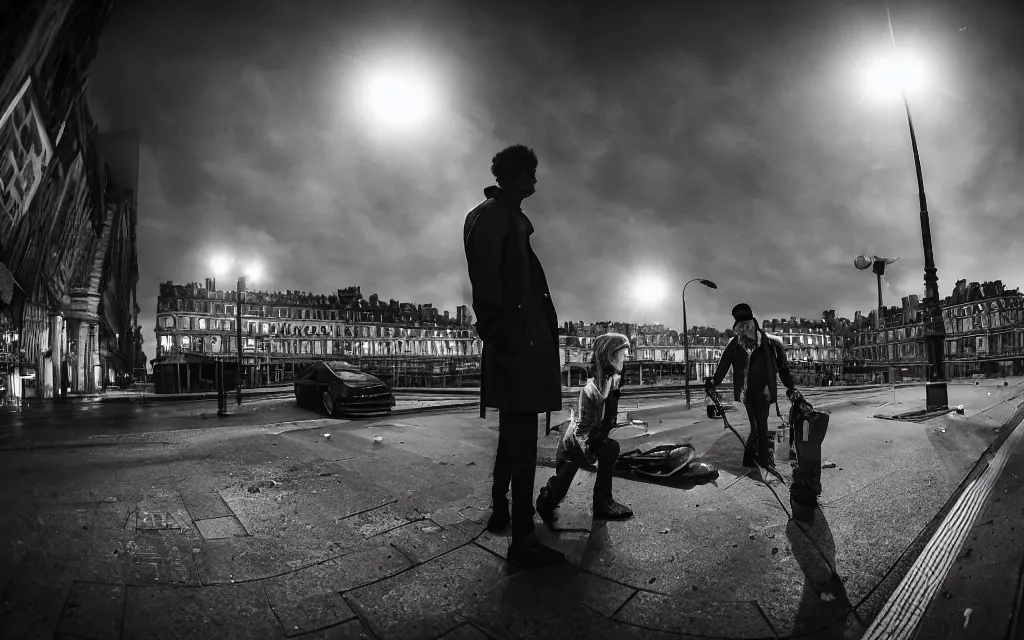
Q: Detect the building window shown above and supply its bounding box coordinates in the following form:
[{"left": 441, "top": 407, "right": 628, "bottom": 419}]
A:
[
  {"left": 226, "top": 305, "right": 234, "bottom": 316},
  {"left": 161, "top": 316, "right": 174, "bottom": 329},
  {"left": 198, "top": 318, "right": 207, "bottom": 330}
]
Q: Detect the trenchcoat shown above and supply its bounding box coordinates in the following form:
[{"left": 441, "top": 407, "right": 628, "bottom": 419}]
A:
[{"left": 464, "top": 186, "right": 562, "bottom": 414}]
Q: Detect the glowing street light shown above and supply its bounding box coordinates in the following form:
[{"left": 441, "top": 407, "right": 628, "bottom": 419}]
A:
[
  {"left": 208, "top": 254, "right": 264, "bottom": 412},
  {"left": 859, "top": 5, "right": 948, "bottom": 414},
  {"left": 633, "top": 275, "right": 668, "bottom": 306},
  {"left": 362, "top": 66, "right": 437, "bottom": 131},
  {"left": 682, "top": 278, "right": 718, "bottom": 409},
  {"left": 865, "top": 53, "right": 928, "bottom": 101}
]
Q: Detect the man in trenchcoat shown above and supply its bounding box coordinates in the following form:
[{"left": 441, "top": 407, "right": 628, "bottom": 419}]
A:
[{"left": 463, "top": 144, "right": 564, "bottom": 567}]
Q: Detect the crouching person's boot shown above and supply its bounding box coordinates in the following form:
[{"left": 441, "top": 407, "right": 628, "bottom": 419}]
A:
[
  {"left": 535, "top": 488, "right": 557, "bottom": 528},
  {"left": 507, "top": 522, "right": 565, "bottom": 567},
  {"left": 593, "top": 496, "right": 633, "bottom": 520}
]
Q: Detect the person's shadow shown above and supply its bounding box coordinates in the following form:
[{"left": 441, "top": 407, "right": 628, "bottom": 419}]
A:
[{"left": 787, "top": 507, "right": 858, "bottom": 638}]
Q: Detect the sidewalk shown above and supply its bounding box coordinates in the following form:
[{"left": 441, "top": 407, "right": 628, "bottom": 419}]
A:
[
  {"left": 1, "top": 383, "right": 1021, "bottom": 639},
  {"left": 912, "top": 403, "right": 1024, "bottom": 638}
]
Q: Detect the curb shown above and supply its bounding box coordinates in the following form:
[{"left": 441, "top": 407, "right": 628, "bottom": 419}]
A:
[
  {"left": 854, "top": 398, "right": 1024, "bottom": 633},
  {"left": 863, "top": 399, "right": 1024, "bottom": 639}
]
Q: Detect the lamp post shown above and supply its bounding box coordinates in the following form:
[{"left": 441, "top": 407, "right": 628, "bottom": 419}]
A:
[
  {"left": 878, "top": 6, "right": 948, "bottom": 409},
  {"left": 682, "top": 278, "right": 718, "bottom": 409},
  {"left": 236, "top": 275, "right": 244, "bottom": 406},
  {"left": 854, "top": 255, "right": 899, "bottom": 330},
  {"left": 211, "top": 256, "right": 261, "bottom": 413}
]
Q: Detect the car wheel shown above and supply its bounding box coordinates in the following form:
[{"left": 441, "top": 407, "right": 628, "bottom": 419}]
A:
[{"left": 323, "top": 392, "right": 335, "bottom": 416}]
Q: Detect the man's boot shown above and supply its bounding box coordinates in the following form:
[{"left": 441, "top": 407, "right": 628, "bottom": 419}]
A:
[
  {"left": 486, "top": 503, "right": 510, "bottom": 533},
  {"left": 507, "top": 527, "right": 565, "bottom": 567},
  {"left": 593, "top": 497, "right": 633, "bottom": 520}
]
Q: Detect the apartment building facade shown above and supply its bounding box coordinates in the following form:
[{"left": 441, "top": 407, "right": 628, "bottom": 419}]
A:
[{"left": 152, "top": 280, "right": 480, "bottom": 392}]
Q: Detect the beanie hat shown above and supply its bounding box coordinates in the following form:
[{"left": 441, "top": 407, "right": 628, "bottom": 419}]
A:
[{"left": 731, "top": 303, "right": 754, "bottom": 324}]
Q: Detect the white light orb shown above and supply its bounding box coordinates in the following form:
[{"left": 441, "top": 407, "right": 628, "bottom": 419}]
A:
[
  {"left": 865, "top": 53, "right": 928, "bottom": 100},
  {"left": 211, "top": 255, "right": 233, "bottom": 277},
  {"left": 634, "top": 276, "right": 668, "bottom": 305},
  {"left": 364, "top": 68, "right": 435, "bottom": 129}
]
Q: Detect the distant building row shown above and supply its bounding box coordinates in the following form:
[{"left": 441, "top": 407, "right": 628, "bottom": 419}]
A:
[
  {"left": 152, "top": 274, "right": 1024, "bottom": 393},
  {"left": 153, "top": 280, "right": 478, "bottom": 390}
]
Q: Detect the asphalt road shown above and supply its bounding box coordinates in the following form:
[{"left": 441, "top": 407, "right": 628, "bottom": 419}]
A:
[
  {"left": 0, "top": 393, "right": 478, "bottom": 447},
  {"left": 0, "top": 385, "right": 885, "bottom": 450}
]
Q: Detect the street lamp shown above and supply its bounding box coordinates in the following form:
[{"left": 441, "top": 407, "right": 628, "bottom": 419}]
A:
[
  {"left": 211, "top": 256, "right": 262, "bottom": 411},
  {"left": 854, "top": 255, "right": 899, "bottom": 329},
  {"left": 682, "top": 278, "right": 718, "bottom": 409},
  {"left": 867, "top": 6, "right": 948, "bottom": 409}
]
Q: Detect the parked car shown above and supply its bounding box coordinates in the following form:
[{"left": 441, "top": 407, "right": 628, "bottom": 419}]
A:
[{"left": 294, "top": 360, "right": 395, "bottom": 417}]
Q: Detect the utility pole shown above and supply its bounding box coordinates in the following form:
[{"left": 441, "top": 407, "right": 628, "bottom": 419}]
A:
[{"left": 236, "top": 276, "right": 244, "bottom": 406}]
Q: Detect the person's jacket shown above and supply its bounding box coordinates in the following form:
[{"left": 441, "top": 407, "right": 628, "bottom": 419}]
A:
[
  {"left": 463, "top": 186, "right": 562, "bottom": 414},
  {"left": 712, "top": 330, "right": 795, "bottom": 405}
]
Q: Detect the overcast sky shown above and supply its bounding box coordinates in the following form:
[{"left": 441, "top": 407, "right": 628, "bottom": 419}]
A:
[{"left": 85, "top": 0, "right": 1024, "bottom": 356}]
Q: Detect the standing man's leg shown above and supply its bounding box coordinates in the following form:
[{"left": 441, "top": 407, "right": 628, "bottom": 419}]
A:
[
  {"left": 507, "top": 411, "right": 538, "bottom": 540},
  {"left": 752, "top": 401, "right": 772, "bottom": 467},
  {"left": 486, "top": 410, "right": 515, "bottom": 532},
  {"left": 743, "top": 403, "right": 757, "bottom": 467},
  {"left": 505, "top": 411, "right": 565, "bottom": 565}
]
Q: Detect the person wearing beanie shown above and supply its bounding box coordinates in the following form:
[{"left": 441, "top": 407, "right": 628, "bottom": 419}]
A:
[
  {"left": 706, "top": 303, "right": 798, "bottom": 469},
  {"left": 536, "top": 332, "right": 634, "bottom": 525}
]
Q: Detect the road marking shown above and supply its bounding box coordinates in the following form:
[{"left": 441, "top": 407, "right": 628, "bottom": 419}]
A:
[{"left": 862, "top": 409, "right": 1024, "bottom": 639}]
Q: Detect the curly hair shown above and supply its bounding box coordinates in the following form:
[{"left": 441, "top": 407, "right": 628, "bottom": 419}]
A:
[{"left": 490, "top": 144, "right": 538, "bottom": 187}]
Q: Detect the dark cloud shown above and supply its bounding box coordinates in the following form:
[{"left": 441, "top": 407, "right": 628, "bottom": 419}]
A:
[{"left": 85, "top": 0, "right": 1024, "bottom": 357}]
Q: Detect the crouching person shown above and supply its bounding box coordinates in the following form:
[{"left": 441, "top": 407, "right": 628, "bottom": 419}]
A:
[{"left": 536, "top": 333, "right": 634, "bottom": 525}]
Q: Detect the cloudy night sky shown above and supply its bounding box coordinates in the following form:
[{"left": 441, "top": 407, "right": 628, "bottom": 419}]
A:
[{"left": 85, "top": 0, "right": 1024, "bottom": 356}]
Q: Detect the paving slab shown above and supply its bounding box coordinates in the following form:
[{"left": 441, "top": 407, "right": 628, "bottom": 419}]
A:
[
  {"left": 193, "top": 534, "right": 342, "bottom": 584},
  {"left": 261, "top": 541, "right": 411, "bottom": 597},
  {"left": 344, "top": 544, "right": 512, "bottom": 640},
  {"left": 382, "top": 519, "right": 480, "bottom": 564},
  {"left": 122, "top": 582, "right": 282, "bottom": 639},
  {"left": 0, "top": 581, "right": 70, "bottom": 639},
  {"left": 183, "top": 489, "right": 236, "bottom": 520},
  {"left": 264, "top": 579, "right": 357, "bottom": 637},
  {"left": 613, "top": 590, "right": 774, "bottom": 638},
  {"left": 195, "top": 515, "right": 249, "bottom": 540},
  {"left": 55, "top": 582, "right": 125, "bottom": 640},
  {"left": 437, "top": 623, "right": 493, "bottom": 640},
  {"left": 468, "top": 571, "right": 684, "bottom": 640},
  {"left": 291, "top": 618, "right": 376, "bottom": 639},
  {"left": 118, "top": 530, "right": 202, "bottom": 586},
  {"left": 530, "top": 563, "right": 637, "bottom": 617}
]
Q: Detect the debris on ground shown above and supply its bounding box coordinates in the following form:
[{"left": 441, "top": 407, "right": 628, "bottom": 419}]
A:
[
  {"left": 373, "top": 436, "right": 383, "bottom": 445},
  {"left": 822, "top": 461, "right": 837, "bottom": 469},
  {"left": 821, "top": 592, "right": 835, "bottom": 602},
  {"left": 322, "top": 433, "right": 331, "bottom": 440},
  {"left": 963, "top": 608, "right": 973, "bottom": 628},
  {"left": 248, "top": 479, "right": 278, "bottom": 493}
]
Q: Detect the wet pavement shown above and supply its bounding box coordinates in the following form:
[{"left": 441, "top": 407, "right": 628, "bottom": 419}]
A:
[{"left": 0, "top": 380, "right": 1021, "bottom": 638}]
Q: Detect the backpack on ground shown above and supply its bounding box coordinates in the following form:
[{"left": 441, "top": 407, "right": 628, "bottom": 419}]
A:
[{"left": 615, "top": 444, "right": 719, "bottom": 480}]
